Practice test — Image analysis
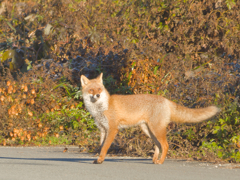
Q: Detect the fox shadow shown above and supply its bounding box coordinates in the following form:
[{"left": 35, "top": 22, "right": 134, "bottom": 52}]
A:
[
  {"left": 0, "top": 156, "right": 156, "bottom": 164},
  {"left": 0, "top": 156, "right": 189, "bottom": 165}
]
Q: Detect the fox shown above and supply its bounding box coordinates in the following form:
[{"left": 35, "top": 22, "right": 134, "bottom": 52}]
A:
[{"left": 80, "top": 73, "right": 220, "bottom": 164}]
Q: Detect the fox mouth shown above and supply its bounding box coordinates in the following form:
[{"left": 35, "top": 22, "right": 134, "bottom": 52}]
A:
[
  {"left": 89, "top": 94, "right": 100, "bottom": 103},
  {"left": 90, "top": 96, "right": 97, "bottom": 103}
]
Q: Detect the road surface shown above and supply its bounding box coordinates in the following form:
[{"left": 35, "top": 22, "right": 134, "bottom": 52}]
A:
[{"left": 0, "top": 146, "right": 239, "bottom": 180}]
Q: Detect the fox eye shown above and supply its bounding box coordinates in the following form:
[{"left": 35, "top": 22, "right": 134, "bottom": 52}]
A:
[
  {"left": 98, "top": 88, "right": 102, "bottom": 93},
  {"left": 89, "top": 89, "right": 93, "bottom": 94}
]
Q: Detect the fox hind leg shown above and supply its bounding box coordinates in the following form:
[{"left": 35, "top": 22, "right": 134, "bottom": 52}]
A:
[
  {"left": 140, "top": 124, "right": 161, "bottom": 163},
  {"left": 145, "top": 121, "right": 169, "bottom": 164},
  {"left": 150, "top": 126, "right": 169, "bottom": 164}
]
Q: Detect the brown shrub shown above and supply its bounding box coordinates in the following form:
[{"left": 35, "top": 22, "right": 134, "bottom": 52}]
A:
[{"left": 0, "top": 0, "right": 239, "bottom": 162}]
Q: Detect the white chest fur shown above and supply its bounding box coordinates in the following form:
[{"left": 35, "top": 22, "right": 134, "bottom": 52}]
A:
[{"left": 83, "top": 90, "right": 109, "bottom": 130}]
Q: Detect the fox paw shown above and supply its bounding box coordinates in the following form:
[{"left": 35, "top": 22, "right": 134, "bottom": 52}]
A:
[
  {"left": 93, "top": 160, "right": 103, "bottom": 164},
  {"left": 153, "top": 160, "right": 164, "bottom": 164}
]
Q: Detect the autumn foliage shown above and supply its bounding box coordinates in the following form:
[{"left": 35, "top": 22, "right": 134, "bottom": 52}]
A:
[{"left": 0, "top": 0, "right": 240, "bottom": 162}]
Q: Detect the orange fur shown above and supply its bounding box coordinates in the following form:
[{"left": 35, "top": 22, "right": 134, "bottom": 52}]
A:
[{"left": 81, "top": 73, "right": 220, "bottom": 164}]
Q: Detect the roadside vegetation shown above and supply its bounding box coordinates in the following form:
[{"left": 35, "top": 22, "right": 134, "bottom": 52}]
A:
[{"left": 0, "top": 0, "right": 239, "bottom": 163}]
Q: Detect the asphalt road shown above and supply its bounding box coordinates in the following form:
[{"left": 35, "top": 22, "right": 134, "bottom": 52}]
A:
[{"left": 0, "top": 146, "right": 239, "bottom": 180}]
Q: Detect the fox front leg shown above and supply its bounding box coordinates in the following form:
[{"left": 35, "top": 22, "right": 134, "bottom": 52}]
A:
[
  {"left": 93, "top": 129, "right": 118, "bottom": 164},
  {"left": 99, "top": 128, "right": 106, "bottom": 148}
]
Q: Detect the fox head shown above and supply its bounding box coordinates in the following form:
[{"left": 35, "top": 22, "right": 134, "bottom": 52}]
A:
[{"left": 81, "top": 73, "right": 107, "bottom": 104}]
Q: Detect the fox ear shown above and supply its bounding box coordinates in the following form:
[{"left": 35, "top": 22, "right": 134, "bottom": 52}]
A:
[
  {"left": 80, "top": 75, "right": 90, "bottom": 88},
  {"left": 97, "top": 73, "right": 103, "bottom": 84}
]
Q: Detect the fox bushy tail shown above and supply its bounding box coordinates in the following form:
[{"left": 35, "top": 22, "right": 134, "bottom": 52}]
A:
[{"left": 168, "top": 100, "right": 220, "bottom": 123}]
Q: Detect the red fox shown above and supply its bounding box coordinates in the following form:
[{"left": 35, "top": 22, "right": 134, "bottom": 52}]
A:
[{"left": 80, "top": 73, "right": 220, "bottom": 164}]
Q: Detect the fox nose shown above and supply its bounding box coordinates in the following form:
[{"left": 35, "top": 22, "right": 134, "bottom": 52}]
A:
[{"left": 96, "top": 94, "right": 100, "bottom": 98}]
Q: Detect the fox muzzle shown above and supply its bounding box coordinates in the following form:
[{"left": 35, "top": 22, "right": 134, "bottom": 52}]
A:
[{"left": 90, "top": 94, "right": 100, "bottom": 103}]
